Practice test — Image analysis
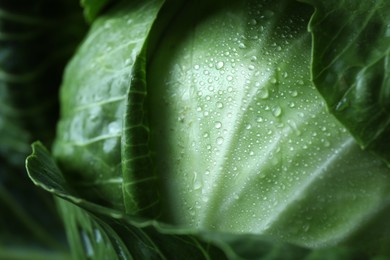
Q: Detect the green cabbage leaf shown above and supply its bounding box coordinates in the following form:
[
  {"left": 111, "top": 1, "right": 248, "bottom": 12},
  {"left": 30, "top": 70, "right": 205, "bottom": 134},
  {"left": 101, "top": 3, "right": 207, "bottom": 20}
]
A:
[{"left": 21, "top": 0, "right": 390, "bottom": 258}]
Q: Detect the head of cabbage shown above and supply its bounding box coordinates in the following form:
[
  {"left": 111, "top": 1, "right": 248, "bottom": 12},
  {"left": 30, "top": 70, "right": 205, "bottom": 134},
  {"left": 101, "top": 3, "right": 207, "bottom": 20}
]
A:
[{"left": 26, "top": 0, "right": 390, "bottom": 258}]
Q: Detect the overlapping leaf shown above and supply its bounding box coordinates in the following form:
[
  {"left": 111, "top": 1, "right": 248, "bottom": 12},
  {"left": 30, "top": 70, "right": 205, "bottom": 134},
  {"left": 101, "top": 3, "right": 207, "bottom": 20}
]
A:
[
  {"left": 53, "top": 0, "right": 164, "bottom": 213},
  {"left": 27, "top": 141, "right": 368, "bottom": 259},
  {"left": 147, "top": 0, "right": 390, "bottom": 250},
  {"left": 301, "top": 0, "right": 390, "bottom": 165}
]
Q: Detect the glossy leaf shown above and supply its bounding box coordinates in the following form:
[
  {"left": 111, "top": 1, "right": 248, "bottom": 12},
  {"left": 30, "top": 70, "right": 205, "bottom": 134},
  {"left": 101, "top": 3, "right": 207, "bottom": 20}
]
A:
[
  {"left": 15, "top": 0, "right": 390, "bottom": 258},
  {"left": 81, "top": 0, "right": 113, "bottom": 22},
  {"left": 147, "top": 0, "right": 390, "bottom": 249},
  {"left": 53, "top": 0, "right": 164, "bottom": 212},
  {"left": 301, "top": 0, "right": 390, "bottom": 165},
  {"left": 27, "top": 141, "right": 368, "bottom": 259}
]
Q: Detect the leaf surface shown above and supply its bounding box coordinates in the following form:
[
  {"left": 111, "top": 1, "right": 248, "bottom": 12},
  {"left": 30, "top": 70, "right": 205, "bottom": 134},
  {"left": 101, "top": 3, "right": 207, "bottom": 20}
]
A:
[
  {"left": 53, "top": 0, "right": 164, "bottom": 212},
  {"left": 147, "top": 0, "right": 390, "bottom": 249},
  {"left": 27, "top": 141, "right": 368, "bottom": 259},
  {"left": 301, "top": 0, "right": 390, "bottom": 165}
]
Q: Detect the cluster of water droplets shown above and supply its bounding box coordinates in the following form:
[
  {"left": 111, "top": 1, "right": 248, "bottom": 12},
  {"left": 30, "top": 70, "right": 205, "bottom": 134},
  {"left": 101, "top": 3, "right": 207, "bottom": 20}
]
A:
[{"left": 151, "top": 0, "right": 355, "bottom": 242}]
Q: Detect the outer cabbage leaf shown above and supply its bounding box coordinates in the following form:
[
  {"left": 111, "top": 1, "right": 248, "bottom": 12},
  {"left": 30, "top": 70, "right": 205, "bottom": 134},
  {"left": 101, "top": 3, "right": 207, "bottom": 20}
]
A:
[
  {"left": 147, "top": 0, "right": 390, "bottom": 251},
  {"left": 81, "top": 0, "right": 113, "bottom": 22},
  {"left": 27, "top": 141, "right": 367, "bottom": 259},
  {"left": 53, "top": 0, "right": 164, "bottom": 213},
  {"left": 32, "top": 0, "right": 390, "bottom": 258},
  {"left": 301, "top": 0, "right": 390, "bottom": 165},
  {"left": 0, "top": 161, "right": 70, "bottom": 260}
]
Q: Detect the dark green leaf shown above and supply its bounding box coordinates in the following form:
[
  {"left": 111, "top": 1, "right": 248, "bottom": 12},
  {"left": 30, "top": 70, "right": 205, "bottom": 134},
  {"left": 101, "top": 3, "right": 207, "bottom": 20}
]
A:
[
  {"left": 0, "top": 161, "right": 69, "bottom": 258},
  {"left": 27, "top": 141, "right": 369, "bottom": 259},
  {"left": 80, "top": 0, "right": 113, "bottom": 22},
  {"left": 52, "top": 0, "right": 164, "bottom": 213},
  {"left": 301, "top": 0, "right": 390, "bottom": 165}
]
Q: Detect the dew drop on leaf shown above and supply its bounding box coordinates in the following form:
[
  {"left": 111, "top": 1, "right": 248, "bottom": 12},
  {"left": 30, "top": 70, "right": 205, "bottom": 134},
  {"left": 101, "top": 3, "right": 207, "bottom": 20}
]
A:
[
  {"left": 258, "top": 88, "right": 269, "bottom": 99},
  {"left": 290, "top": 90, "right": 298, "bottom": 97},
  {"left": 272, "top": 106, "right": 282, "bottom": 117},
  {"left": 216, "top": 61, "right": 224, "bottom": 69},
  {"left": 193, "top": 172, "right": 202, "bottom": 190},
  {"left": 108, "top": 121, "right": 120, "bottom": 134}
]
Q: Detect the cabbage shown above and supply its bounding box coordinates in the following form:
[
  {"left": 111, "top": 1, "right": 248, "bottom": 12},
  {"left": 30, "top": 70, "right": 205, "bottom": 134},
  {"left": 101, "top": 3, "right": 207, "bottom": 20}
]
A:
[{"left": 2, "top": 0, "right": 390, "bottom": 258}]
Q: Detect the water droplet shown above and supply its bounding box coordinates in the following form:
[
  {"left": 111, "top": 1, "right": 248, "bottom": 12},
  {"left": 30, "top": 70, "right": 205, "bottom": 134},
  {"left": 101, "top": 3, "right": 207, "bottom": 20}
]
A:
[
  {"left": 248, "top": 65, "right": 255, "bottom": 70},
  {"left": 250, "top": 56, "right": 257, "bottom": 62},
  {"left": 215, "top": 121, "right": 222, "bottom": 129},
  {"left": 258, "top": 88, "right": 269, "bottom": 99},
  {"left": 272, "top": 106, "right": 282, "bottom": 117},
  {"left": 257, "top": 116, "right": 263, "bottom": 122},
  {"left": 216, "top": 61, "right": 224, "bottom": 70},
  {"left": 216, "top": 102, "right": 224, "bottom": 109},
  {"left": 216, "top": 136, "right": 224, "bottom": 145},
  {"left": 290, "top": 90, "right": 298, "bottom": 97},
  {"left": 108, "top": 121, "right": 121, "bottom": 134},
  {"left": 193, "top": 172, "right": 202, "bottom": 190},
  {"left": 246, "top": 124, "right": 252, "bottom": 130},
  {"left": 238, "top": 43, "right": 246, "bottom": 49},
  {"left": 194, "top": 65, "right": 200, "bottom": 70},
  {"left": 249, "top": 19, "right": 257, "bottom": 25},
  {"left": 270, "top": 78, "right": 277, "bottom": 84},
  {"left": 124, "top": 58, "right": 132, "bottom": 66},
  {"left": 227, "top": 75, "right": 233, "bottom": 81},
  {"left": 227, "top": 86, "right": 233, "bottom": 92}
]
